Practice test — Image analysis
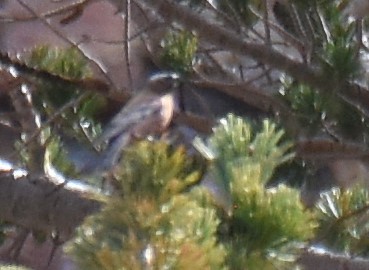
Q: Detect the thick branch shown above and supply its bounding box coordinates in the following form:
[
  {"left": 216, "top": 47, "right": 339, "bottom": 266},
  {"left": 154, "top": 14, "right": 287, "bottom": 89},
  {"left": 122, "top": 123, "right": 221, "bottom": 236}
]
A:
[
  {"left": 0, "top": 172, "right": 101, "bottom": 241},
  {"left": 142, "top": 1, "right": 324, "bottom": 85},
  {"left": 192, "top": 80, "right": 291, "bottom": 115},
  {"left": 299, "top": 248, "right": 369, "bottom": 270},
  {"left": 142, "top": 0, "right": 369, "bottom": 117},
  {"left": 0, "top": 51, "right": 130, "bottom": 103}
]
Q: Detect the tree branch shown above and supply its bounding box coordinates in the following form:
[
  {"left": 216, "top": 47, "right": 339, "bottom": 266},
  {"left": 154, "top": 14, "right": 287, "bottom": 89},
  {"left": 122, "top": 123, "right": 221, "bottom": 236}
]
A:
[
  {"left": 141, "top": 0, "right": 369, "bottom": 119},
  {"left": 0, "top": 172, "right": 101, "bottom": 241},
  {"left": 0, "top": 52, "right": 129, "bottom": 102},
  {"left": 299, "top": 247, "right": 369, "bottom": 270}
]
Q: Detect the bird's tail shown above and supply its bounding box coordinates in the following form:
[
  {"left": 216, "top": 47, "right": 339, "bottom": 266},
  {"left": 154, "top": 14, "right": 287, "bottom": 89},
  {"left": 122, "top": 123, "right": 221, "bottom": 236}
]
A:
[
  {"left": 61, "top": 131, "right": 131, "bottom": 175},
  {"left": 100, "top": 133, "right": 131, "bottom": 171}
]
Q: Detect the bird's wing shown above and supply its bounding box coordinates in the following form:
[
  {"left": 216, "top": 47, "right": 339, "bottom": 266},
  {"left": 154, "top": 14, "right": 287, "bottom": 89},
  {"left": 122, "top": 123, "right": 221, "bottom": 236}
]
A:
[
  {"left": 95, "top": 95, "right": 163, "bottom": 145},
  {"left": 100, "top": 132, "right": 132, "bottom": 170}
]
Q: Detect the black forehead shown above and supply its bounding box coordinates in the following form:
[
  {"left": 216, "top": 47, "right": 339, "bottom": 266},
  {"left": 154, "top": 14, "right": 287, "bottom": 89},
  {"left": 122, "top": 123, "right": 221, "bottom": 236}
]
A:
[{"left": 148, "top": 72, "right": 180, "bottom": 93}]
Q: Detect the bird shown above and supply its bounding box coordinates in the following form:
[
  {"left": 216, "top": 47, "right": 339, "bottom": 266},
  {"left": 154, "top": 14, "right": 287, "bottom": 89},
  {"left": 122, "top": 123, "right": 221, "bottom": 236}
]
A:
[{"left": 94, "top": 71, "right": 181, "bottom": 171}]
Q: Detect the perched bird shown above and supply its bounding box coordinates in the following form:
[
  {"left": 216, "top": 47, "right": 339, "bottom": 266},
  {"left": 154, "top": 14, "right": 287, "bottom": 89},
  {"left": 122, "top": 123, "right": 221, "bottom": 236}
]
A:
[
  {"left": 94, "top": 71, "right": 181, "bottom": 170},
  {"left": 61, "top": 72, "right": 180, "bottom": 176}
]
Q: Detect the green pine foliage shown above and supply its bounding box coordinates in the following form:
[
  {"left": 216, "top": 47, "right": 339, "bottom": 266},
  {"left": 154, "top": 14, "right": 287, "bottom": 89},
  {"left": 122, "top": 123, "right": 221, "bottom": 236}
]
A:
[
  {"left": 321, "top": 33, "right": 360, "bottom": 81},
  {"left": 203, "top": 115, "right": 315, "bottom": 269},
  {"left": 66, "top": 141, "right": 226, "bottom": 269},
  {"left": 315, "top": 185, "right": 369, "bottom": 256},
  {"left": 280, "top": 10, "right": 369, "bottom": 142},
  {"left": 28, "top": 45, "right": 91, "bottom": 108},
  {"left": 267, "top": 0, "right": 360, "bottom": 81},
  {"left": 67, "top": 114, "right": 317, "bottom": 269},
  {"left": 281, "top": 78, "right": 369, "bottom": 140},
  {"left": 6, "top": 1, "right": 369, "bottom": 269},
  {"left": 114, "top": 141, "right": 203, "bottom": 199},
  {"left": 161, "top": 30, "right": 198, "bottom": 73},
  {"left": 208, "top": 114, "right": 294, "bottom": 188},
  {"left": 24, "top": 46, "right": 106, "bottom": 178},
  {"left": 28, "top": 46, "right": 90, "bottom": 79},
  {"left": 312, "top": 0, "right": 361, "bottom": 80},
  {"left": 282, "top": 82, "right": 326, "bottom": 131},
  {"left": 45, "top": 135, "right": 79, "bottom": 177},
  {"left": 27, "top": 45, "right": 106, "bottom": 122}
]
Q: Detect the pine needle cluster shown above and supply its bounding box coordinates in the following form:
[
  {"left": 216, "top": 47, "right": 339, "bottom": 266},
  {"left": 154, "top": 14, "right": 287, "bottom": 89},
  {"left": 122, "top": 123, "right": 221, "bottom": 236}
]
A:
[{"left": 66, "top": 114, "right": 317, "bottom": 269}]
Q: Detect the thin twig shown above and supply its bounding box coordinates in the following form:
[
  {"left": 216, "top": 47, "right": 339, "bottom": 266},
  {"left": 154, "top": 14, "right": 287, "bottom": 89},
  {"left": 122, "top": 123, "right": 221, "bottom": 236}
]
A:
[
  {"left": 0, "top": 0, "right": 91, "bottom": 23},
  {"left": 141, "top": 0, "right": 369, "bottom": 122},
  {"left": 6, "top": 92, "right": 90, "bottom": 162},
  {"left": 123, "top": 0, "right": 133, "bottom": 90},
  {"left": 15, "top": 0, "right": 114, "bottom": 87}
]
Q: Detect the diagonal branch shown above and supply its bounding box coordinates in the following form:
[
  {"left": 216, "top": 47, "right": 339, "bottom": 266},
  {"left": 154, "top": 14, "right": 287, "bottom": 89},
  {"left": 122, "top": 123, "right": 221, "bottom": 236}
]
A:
[
  {"left": 0, "top": 172, "right": 101, "bottom": 242},
  {"left": 141, "top": 0, "right": 369, "bottom": 119},
  {"left": 141, "top": 0, "right": 324, "bottom": 86},
  {"left": 0, "top": 52, "right": 129, "bottom": 102},
  {"left": 15, "top": 0, "right": 115, "bottom": 88}
]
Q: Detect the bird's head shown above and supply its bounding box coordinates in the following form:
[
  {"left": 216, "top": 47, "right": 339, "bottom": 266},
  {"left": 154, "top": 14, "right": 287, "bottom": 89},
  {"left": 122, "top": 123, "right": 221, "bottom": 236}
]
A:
[{"left": 148, "top": 71, "right": 181, "bottom": 94}]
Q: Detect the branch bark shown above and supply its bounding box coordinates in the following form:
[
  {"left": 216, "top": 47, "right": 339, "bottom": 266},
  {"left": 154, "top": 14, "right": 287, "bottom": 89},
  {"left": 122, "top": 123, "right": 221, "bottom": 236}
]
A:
[
  {"left": 141, "top": 0, "right": 369, "bottom": 118},
  {"left": 299, "top": 248, "right": 369, "bottom": 270},
  {"left": 0, "top": 52, "right": 129, "bottom": 103},
  {"left": 0, "top": 172, "right": 101, "bottom": 241}
]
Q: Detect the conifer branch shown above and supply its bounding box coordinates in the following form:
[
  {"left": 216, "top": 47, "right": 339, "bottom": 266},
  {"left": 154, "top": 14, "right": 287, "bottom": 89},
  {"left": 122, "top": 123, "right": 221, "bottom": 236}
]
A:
[
  {"left": 0, "top": 172, "right": 101, "bottom": 242},
  {"left": 141, "top": 0, "right": 369, "bottom": 119}
]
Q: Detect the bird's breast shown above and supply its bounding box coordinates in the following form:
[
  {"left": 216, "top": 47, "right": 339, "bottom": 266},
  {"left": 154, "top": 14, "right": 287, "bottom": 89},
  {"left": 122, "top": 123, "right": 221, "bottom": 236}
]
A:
[{"left": 159, "top": 93, "right": 176, "bottom": 128}]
